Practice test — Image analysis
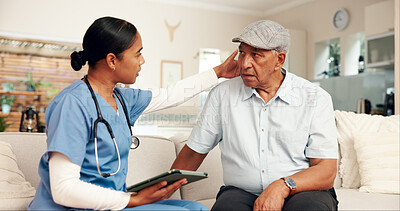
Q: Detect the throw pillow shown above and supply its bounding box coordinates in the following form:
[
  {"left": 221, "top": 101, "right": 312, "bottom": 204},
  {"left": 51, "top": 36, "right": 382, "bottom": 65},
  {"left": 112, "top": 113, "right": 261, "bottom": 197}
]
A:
[
  {"left": 334, "top": 111, "right": 399, "bottom": 188},
  {"left": 0, "top": 141, "right": 36, "bottom": 210},
  {"left": 335, "top": 111, "right": 381, "bottom": 188},
  {"left": 353, "top": 132, "right": 399, "bottom": 194}
]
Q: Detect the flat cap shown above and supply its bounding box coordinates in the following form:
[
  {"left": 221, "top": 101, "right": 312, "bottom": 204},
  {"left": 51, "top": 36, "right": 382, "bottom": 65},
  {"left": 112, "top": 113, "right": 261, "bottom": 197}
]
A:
[{"left": 232, "top": 20, "right": 290, "bottom": 53}]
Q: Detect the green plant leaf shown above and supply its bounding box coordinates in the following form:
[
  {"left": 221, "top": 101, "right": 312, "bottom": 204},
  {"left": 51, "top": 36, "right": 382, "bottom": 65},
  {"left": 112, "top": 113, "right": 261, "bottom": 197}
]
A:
[
  {"left": 0, "top": 116, "right": 11, "bottom": 132},
  {"left": 1, "top": 95, "right": 15, "bottom": 106}
]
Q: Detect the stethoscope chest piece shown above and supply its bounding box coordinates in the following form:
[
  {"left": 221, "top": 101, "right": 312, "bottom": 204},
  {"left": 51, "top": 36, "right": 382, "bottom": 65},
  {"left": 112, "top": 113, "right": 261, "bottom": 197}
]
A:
[{"left": 131, "top": 136, "right": 140, "bottom": 149}]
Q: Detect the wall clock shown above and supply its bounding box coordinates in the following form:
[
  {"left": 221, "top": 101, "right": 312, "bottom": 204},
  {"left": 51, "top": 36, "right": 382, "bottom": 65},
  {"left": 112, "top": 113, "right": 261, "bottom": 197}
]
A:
[{"left": 333, "top": 8, "right": 349, "bottom": 31}]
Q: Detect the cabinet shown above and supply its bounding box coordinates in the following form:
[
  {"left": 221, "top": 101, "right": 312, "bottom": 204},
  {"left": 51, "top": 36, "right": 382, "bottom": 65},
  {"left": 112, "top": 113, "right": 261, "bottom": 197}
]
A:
[
  {"left": 313, "top": 70, "right": 394, "bottom": 113},
  {"left": 365, "top": 32, "right": 394, "bottom": 69},
  {"left": 365, "top": 0, "right": 394, "bottom": 37}
]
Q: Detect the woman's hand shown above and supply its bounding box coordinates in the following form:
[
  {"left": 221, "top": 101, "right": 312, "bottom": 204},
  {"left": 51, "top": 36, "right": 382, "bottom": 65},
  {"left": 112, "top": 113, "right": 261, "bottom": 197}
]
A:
[
  {"left": 214, "top": 49, "right": 240, "bottom": 79},
  {"left": 126, "top": 178, "right": 187, "bottom": 207}
]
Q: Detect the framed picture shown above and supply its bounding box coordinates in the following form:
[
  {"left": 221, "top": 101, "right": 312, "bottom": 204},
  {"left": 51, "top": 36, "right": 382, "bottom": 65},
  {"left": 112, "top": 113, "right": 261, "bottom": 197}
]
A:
[{"left": 161, "top": 60, "right": 183, "bottom": 87}]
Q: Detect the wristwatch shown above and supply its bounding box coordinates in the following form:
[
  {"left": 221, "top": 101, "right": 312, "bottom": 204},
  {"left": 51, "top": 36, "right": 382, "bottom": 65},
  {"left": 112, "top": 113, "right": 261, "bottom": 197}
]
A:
[{"left": 281, "top": 177, "right": 296, "bottom": 195}]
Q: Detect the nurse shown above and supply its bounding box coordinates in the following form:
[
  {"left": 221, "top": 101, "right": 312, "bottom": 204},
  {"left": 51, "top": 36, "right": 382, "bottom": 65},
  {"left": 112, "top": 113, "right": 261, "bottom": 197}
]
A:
[{"left": 28, "top": 16, "right": 239, "bottom": 210}]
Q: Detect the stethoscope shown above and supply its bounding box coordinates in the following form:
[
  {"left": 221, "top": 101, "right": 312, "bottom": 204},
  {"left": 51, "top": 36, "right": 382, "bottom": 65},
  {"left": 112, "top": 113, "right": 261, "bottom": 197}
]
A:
[{"left": 83, "top": 75, "right": 140, "bottom": 178}]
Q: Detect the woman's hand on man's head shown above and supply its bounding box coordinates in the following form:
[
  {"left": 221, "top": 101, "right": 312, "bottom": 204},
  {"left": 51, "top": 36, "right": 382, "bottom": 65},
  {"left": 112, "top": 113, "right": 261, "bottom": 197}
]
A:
[{"left": 214, "top": 49, "right": 240, "bottom": 79}]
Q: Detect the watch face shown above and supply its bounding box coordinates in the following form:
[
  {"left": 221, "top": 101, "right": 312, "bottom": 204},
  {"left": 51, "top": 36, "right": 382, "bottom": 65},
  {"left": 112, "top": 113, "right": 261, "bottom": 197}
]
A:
[
  {"left": 333, "top": 9, "right": 349, "bottom": 30},
  {"left": 285, "top": 177, "right": 296, "bottom": 189}
]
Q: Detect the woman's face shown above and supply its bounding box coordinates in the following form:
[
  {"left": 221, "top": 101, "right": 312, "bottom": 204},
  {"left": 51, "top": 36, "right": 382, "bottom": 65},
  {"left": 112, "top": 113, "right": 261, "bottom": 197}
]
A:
[{"left": 115, "top": 32, "right": 145, "bottom": 84}]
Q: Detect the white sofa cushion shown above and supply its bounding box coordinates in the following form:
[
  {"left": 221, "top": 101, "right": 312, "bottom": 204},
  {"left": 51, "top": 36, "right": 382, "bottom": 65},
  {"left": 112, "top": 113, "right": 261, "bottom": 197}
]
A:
[
  {"left": 353, "top": 132, "right": 399, "bottom": 194},
  {"left": 0, "top": 140, "right": 36, "bottom": 210},
  {"left": 334, "top": 111, "right": 399, "bottom": 189},
  {"left": 336, "top": 188, "right": 400, "bottom": 210}
]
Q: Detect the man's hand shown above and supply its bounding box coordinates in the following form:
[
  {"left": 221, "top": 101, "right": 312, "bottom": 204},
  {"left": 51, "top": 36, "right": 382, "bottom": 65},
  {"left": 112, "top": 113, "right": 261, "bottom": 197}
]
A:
[
  {"left": 213, "top": 49, "right": 240, "bottom": 78},
  {"left": 127, "top": 178, "right": 187, "bottom": 207},
  {"left": 253, "top": 158, "right": 337, "bottom": 210},
  {"left": 253, "top": 179, "right": 290, "bottom": 211}
]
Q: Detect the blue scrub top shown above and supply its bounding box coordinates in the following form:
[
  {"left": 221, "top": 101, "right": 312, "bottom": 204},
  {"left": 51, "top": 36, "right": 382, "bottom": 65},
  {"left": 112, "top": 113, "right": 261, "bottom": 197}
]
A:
[{"left": 28, "top": 80, "right": 152, "bottom": 210}]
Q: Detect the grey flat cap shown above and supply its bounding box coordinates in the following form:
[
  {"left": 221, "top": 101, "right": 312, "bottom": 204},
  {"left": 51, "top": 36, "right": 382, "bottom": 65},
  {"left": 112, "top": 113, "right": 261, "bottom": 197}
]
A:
[{"left": 232, "top": 20, "right": 290, "bottom": 53}]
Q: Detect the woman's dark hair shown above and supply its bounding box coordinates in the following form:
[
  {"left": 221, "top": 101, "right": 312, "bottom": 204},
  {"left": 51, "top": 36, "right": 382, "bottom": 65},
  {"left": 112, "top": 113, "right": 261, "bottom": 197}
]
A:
[{"left": 71, "top": 16, "right": 138, "bottom": 71}]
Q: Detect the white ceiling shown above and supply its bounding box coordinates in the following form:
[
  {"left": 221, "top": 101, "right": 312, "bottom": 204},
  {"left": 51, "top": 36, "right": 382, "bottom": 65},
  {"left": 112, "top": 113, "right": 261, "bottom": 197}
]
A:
[{"left": 149, "top": 0, "right": 315, "bottom": 17}]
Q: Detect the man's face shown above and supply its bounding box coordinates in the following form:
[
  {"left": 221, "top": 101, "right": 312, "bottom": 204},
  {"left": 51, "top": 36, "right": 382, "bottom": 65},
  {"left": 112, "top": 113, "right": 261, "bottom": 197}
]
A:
[{"left": 238, "top": 43, "right": 285, "bottom": 89}]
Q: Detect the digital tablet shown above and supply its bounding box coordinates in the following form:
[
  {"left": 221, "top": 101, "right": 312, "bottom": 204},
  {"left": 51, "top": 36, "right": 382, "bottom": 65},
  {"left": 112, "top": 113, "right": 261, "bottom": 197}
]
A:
[{"left": 126, "top": 169, "right": 208, "bottom": 192}]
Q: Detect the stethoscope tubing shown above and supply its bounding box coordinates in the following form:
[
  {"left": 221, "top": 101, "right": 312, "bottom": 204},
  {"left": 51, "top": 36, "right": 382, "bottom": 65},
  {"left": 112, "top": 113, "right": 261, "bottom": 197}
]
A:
[{"left": 83, "top": 75, "right": 137, "bottom": 178}]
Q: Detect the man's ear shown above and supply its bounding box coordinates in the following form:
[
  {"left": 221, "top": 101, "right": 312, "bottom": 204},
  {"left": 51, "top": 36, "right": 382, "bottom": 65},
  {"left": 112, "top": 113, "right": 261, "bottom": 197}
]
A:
[
  {"left": 276, "top": 52, "right": 286, "bottom": 67},
  {"left": 106, "top": 53, "right": 117, "bottom": 69}
]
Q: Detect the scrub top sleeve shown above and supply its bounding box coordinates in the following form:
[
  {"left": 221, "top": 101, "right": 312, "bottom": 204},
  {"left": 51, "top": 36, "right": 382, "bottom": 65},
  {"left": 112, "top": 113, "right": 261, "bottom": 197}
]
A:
[
  {"left": 117, "top": 88, "right": 152, "bottom": 126},
  {"left": 46, "top": 93, "right": 91, "bottom": 166}
]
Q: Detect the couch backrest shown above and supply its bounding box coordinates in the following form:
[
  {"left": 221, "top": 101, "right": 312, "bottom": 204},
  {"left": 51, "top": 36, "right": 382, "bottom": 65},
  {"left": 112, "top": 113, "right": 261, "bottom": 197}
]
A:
[
  {"left": 170, "top": 136, "right": 224, "bottom": 202},
  {"left": 126, "top": 135, "right": 181, "bottom": 199},
  {"left": 0, "top": 132, "right": 181, "bottom": 199},
  {"left": 334, "top": 142, "right": 342, "bottom": 189},
  {"left": 0, "top": 132, "right": 47, "bottom": 189}
]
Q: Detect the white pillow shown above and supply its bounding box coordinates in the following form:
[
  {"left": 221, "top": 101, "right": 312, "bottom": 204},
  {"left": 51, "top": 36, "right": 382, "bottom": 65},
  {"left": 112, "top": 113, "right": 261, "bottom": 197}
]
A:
[
  {"left": 353, "top": 132, "right": 399, "bottom": 194},
  {"left": 0, "top": 141, "right": 36, "bottom": 210},
  {"left": 334, "top": 111, "right": 399, "bottom": 188}
]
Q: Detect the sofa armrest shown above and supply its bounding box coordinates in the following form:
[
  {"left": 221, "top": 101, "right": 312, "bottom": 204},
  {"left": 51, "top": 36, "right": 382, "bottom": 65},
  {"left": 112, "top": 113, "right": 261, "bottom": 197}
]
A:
[{"left": 0, "top": 132, "right": 47, "bottom": 188}]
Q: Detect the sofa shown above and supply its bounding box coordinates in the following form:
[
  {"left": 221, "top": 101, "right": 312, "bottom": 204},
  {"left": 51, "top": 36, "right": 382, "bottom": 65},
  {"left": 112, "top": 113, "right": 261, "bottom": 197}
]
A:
[{"left": 0, "top": 111, "right": 399, "bottom": 210}]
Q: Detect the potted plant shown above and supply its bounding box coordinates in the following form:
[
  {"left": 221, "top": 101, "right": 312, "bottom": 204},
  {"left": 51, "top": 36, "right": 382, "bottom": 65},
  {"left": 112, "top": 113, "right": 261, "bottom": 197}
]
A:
[
  {"left": 2, "top": 82, "right": 15, "bottom": 91},
  {"left": 1, "top": 96, "right": 15, "bottom": 113},
  {"left": 0, "top": 116, "right": 11, "bottom": 132},
  {"left": 21, "top": 72, "right": 52, "bottom": 91},
  {"left": 328, "top": 42, "right": 341, "bottom": 77},
  {"left": 45, "top": 88, "right": 60, "bottom": 102}
]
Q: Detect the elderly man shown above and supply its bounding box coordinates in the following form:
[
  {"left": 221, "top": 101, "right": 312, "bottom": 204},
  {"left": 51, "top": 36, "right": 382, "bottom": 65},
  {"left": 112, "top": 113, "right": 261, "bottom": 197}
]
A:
[{"left": 171, "top": 20, "right": 338, "bottom": 210}]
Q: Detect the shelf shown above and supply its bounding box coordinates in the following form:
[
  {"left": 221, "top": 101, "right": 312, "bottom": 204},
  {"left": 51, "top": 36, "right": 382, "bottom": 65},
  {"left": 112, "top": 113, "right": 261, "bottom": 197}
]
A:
[
  {"left": 366, "top": 60, "right": 395, "bottom": 69},
  {"left": 0, "top": 90, "right": 46, "bottom": 96},
  {"left": 0, "top": 111, "right": 22, "bottom": 116},
  {"left": 1, "top": 90, "right": 48, "bottom": 132},
  {"left": 0, "top": 112, "right": 45, "bottom": 132},
  {"left": 0, "top": 111, "right": 44, "bottom": 116},
  {"left": 366, "top": 32, "right": 394, "bottom": 70}
]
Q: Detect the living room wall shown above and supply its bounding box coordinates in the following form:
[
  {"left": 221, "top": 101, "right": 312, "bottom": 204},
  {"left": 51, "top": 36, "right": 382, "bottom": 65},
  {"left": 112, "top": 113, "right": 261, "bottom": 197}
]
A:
[
  {"left": 264, "top": 0, "right": 385, "bottom": 80},
  {"left": 265, "top": 0, "right": 399, "bottom": 115},
  {"left": 0, "top": 0, "right": 259, "bottom": 91}
]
